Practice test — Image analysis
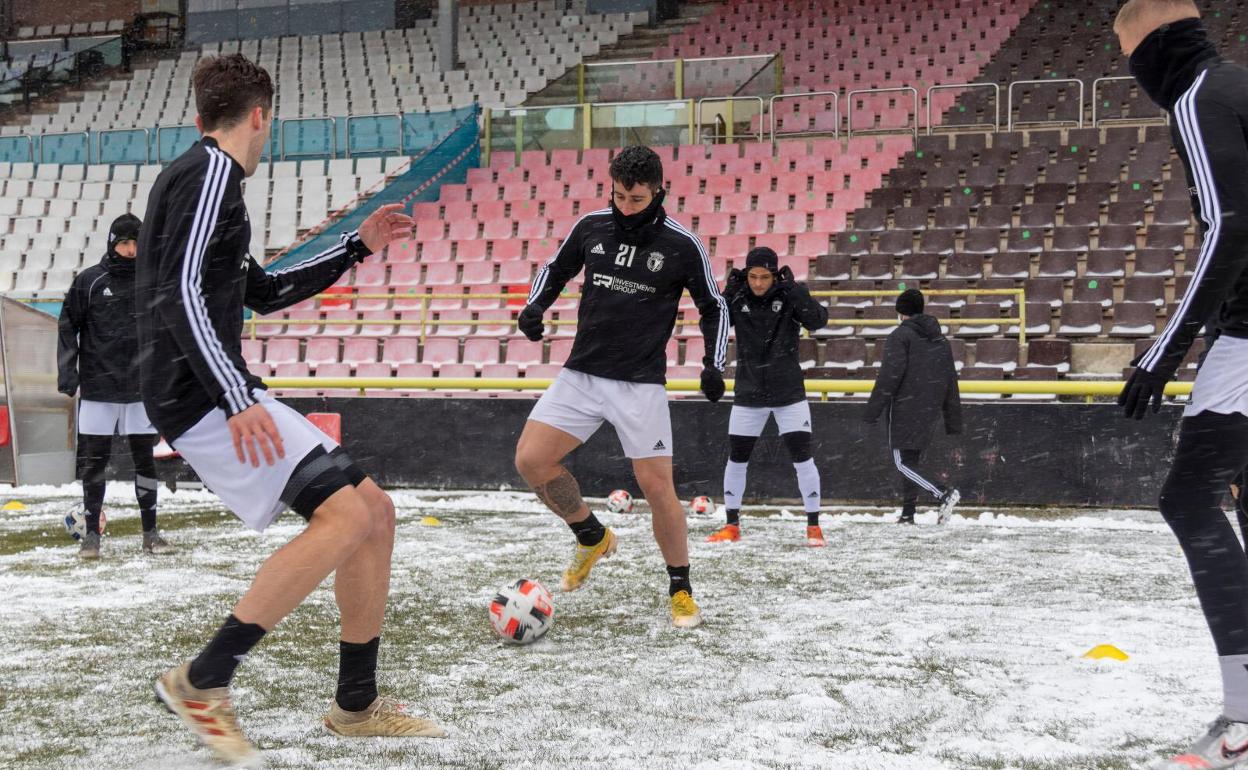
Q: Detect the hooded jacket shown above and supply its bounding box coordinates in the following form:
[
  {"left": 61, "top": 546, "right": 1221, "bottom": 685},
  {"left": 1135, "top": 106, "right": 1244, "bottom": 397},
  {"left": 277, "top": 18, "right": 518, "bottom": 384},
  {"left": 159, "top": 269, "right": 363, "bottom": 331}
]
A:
[
  {"left": 864, "top": 314, "right": 962, "bottom": 451},
  {"left": 727, "top": 279, "right": 828, "bottom": 408},
  {"left": 1128, "top": 18, "right": 1248, "bottom": 378}
]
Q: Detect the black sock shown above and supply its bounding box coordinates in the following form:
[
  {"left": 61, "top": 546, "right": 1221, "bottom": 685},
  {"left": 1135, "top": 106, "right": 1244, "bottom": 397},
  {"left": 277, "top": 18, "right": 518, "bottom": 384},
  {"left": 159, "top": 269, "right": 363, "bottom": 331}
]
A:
[
  {"left": 807, "top": 511, "right": 820, "bottom": 527},
  {"left": 336, "top": 637, "right": 380, "bottom": 712},
  {"left": 726, "top": 508, "right": 740, "bottom": 526},
  {"left": 84, "top": 510, "right": 101, "bottom": 535},
  {"left": 666, "top": 564, "right": 691, "bottom": 597},
  {"left": 568, "top": 513, "right": 606, "bottom": 547},
  {"left": 140, "top": 508, "right": 157, "bottom": 533},
  {"left": 188, "top": 614, "right": 267, "bottom": 690}
]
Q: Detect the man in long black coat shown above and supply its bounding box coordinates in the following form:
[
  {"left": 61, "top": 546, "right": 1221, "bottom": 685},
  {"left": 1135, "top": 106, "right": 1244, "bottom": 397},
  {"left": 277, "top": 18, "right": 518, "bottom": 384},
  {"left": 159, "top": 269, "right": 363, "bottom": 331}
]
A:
[{"left": 864, "top": 289, "right": 962, "bottom": 524}]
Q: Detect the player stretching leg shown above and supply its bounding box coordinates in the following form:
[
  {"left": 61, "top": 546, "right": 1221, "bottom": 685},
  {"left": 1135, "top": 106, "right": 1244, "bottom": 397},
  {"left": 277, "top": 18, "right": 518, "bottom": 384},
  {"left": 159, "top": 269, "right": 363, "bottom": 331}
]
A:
[
  {"left": 706, "top": 247, "right": 829, "bottom": 546},
  {"left": 137, "top": 55, "right": 440, "bottom": 766},
  {"left": 513, "top": 146, "right": 728, "bottom": 629},
  {"left": 1115, "top": 3, "right": 1248, "bottom": 767}
]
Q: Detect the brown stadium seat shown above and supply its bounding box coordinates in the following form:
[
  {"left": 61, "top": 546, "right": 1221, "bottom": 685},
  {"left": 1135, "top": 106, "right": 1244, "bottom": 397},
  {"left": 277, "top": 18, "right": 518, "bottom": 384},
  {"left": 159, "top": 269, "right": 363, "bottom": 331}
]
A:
[
  {"left": 1058, "top": 303, "right": 1104, "bottom": 336},
  {"left": 1110, "top": 303, "right": 1159, "bottom": 337},
  {"left": 1085, "top": 250, "right": 1127, "bottom": 278},
  {"left": 1037, "top": 252, "right": 1077, "bottom": 278}
]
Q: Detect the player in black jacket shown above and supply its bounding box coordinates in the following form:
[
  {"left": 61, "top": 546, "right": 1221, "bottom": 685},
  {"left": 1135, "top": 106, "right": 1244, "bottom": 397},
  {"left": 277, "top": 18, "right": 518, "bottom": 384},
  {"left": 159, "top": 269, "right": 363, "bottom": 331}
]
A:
[
  {"left": 705, "top": 247, "right": 829, "bottom": 546},
  {"left": 1114, "top": 4, "right": 1248, "bottom": 766},
  {"left": 57, "top": 213, "right": 173, "bottom": 559},
  {"left": 139, "top": 55, "right": 441, "bottom": 766},
  {"left": 864, "top": 290, "right": 962, "bottom": 525},
  {"left": 513, "top": 145, "right": 728, "bottom": 629}
]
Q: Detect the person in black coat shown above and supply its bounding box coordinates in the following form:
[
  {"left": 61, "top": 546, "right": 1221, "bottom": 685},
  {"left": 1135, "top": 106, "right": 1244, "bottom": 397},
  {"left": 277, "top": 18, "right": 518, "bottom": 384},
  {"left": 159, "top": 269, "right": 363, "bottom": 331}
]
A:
[
  {"left": 707, "top": 247, "right": 830, "bottom": 547},
  {"left": 58, "top": 213, "right": 174, "bottom": 559},
  {"left": 864, "top": 289, "right": 962, "bottom": 524}
]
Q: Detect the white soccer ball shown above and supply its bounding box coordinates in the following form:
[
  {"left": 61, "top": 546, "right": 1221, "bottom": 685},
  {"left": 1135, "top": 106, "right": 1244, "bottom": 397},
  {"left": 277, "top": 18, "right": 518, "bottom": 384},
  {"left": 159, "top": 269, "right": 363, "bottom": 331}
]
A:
[
  {"left": 606, "top": 489, "right": 634, "bottom": 513},
  {"left": 688, "top": 496, "right": 714, "bottom": 516},
  {"left": 63, "top": 509, "right": 106, "bottom": 541},
  {"left": 489, "top": 578, "right": 554, "bottom": 645}
]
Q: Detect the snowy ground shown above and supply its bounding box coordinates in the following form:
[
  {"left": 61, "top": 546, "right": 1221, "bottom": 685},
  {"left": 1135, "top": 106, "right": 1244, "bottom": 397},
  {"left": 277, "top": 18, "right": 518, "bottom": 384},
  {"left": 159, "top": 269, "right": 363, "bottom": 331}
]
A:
[{"left": 0, "top": 483, "right": 1228, "bottom": 769}]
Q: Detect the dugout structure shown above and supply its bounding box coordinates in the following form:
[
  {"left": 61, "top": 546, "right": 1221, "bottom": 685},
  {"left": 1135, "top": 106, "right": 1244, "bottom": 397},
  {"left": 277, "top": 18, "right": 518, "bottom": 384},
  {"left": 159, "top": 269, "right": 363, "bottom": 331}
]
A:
[{"left": 0, "top": 297, "right": 74, "bottom": 484}]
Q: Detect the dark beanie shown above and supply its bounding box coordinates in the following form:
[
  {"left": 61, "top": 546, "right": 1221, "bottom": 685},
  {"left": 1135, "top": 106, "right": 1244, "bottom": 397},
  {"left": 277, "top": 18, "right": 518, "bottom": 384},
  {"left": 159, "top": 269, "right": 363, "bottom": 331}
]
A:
[
  {"left": 745, "top": 246, "right": 778, "bottom": 272},
  {"left": 895, "top": 288, "right": 924, "bottom": 316},
  {"left": 108, "top": 213, "right": 142, "bottom": 252}
]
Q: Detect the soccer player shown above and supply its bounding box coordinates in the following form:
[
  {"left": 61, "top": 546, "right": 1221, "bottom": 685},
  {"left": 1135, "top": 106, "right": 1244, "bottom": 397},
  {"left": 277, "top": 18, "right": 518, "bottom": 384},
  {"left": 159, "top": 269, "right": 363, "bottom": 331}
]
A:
[
  {"left": 513, "top": 145, "right": 728, "bottom": 629},
  {"left": 706, "top": 246, "right": 829, "bottom": 546},
  {"left": 57, "top": 213, "right": 173, "bottom": 559},
  {"left": 863, "top": 290, "right": 962, "bottom": 525},
  {"left": 1114, "top": 3, "right": 1248, "bottom": 766},
  {"left": 136, "top": 54, "right": 440, "bottom": 766}
]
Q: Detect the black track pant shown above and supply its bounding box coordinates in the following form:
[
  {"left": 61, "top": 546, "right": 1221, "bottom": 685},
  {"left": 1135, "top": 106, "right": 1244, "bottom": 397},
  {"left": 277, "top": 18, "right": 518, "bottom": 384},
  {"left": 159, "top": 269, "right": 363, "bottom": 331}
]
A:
[
  {"left": 893, "top": 447, "right": 943, "bottom": 513},
  {"left": 78, "top": 434, "right": 159, "bottom": 532},
  {"left": 1159, "top": 411, "right": 1248, "bottom": 657}
]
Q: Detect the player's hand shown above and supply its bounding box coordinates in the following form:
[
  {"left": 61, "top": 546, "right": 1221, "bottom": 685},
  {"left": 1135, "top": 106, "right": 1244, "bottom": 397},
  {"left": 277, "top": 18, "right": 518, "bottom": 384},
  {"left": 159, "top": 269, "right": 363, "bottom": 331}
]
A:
[
  {"left": 774, "top": 265, "right": 797, "bottom": 296},
  {"left": 518, "top": 304, "right": 545, "bottom": 341},
  {"left": 227, "top": 404, "right": 286, "bottom": 467},
  {"left": 1117, "top": 367, "right": 1170, "bottom": 420},
  {"left": 357, "top": 203, "right": 414, "bottom": 254},
  {"left": 722, "top": 268, "right": 745, "bottom": 301},
  {"left": 700, "top": 367, "right": 725, "bottom": 403},
  {"left": 58, "top": 382, "right": 77, "bottom": 397}
]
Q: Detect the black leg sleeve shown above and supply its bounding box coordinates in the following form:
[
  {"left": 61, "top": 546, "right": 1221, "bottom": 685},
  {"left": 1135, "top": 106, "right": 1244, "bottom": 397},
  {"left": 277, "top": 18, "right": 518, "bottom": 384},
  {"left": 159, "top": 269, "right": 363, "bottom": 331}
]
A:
[
  {"left": 1159, "top": 412, "right": 1248, "bottom": 657},
  {"left": 128, "top": 435, "right": 159, "bottom": 531},
  {"left": 780, "top": 431, "right": 812, "bottom": 463},
  {"left": 77, "top": 434, "right": 112, "bottom": 521},
  {"left": 729, "top": 435, "right": 758, "bottom": 463}
]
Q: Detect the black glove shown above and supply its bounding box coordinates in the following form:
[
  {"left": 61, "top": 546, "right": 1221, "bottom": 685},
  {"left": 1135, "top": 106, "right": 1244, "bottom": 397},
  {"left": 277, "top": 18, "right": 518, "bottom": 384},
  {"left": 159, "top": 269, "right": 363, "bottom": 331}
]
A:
[
  {"left": 700, "top": 367, "right": 725, "bottom": 403},
  {"left": 58, "top": 382, "right": 77, "bottom": 398},
  {"left": 1117, "top": 367, "right": 1171, "bottom": 420},
  {"left": 722, "top": 268, "right": 746, "bottom": 302},
  {"left": 774, "top": 265, "right": 796, "bottom": 296},
  {"left": 517, "top": 304, "right": 545, "bottom": 342}
]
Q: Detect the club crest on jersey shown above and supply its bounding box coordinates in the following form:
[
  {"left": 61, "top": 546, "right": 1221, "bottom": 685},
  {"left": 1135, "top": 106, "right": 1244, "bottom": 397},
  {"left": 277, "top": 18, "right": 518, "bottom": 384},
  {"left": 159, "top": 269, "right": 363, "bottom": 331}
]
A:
[
  {"left": 591, "top": 243, "right": 605, "bottom": 255},
  {"left": 647, "top": 252, "right": 664, "bottom": 272},
  {"left": 772, "top": 299, "right": 783, "bottom": 312}
]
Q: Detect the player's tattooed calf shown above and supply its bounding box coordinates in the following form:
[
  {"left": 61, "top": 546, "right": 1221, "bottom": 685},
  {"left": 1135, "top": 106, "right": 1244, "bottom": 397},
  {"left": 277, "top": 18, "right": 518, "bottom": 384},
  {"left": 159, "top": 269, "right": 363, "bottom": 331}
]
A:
[{"left": 532, "top": 467, "right": 585, "bottom": 520}]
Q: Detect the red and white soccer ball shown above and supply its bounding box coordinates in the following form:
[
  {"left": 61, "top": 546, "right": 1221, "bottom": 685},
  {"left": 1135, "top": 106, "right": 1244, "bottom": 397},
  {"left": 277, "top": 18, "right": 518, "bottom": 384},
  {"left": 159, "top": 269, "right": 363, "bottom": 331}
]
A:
[
  {"left": 63, "top": 509, "right": 106, "bottom": 541},
  {"left": 606, "top": 489, "right": 634, "bottom": 513},
  {"left": 688, "top": 496, "right": 714, "bottom": 516},
  {"left": 489, "top": 578, "right": 554, "bottom": 645}
]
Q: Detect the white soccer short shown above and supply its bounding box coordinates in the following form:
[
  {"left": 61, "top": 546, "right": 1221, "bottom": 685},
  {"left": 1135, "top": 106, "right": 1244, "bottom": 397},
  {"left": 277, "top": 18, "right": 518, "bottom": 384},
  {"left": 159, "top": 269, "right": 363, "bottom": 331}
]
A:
[
  {"left": 528, "top": 369, "right": 673, "bottom": 459},
  {"left": 171, "top": 390, "right": 340, "bottom": 531},
  {"left": 78, "top": 400, "right": 157, "bottom": 436},
  {"left": 728, "top": 401, "right": 813, "bottom": 437},
  {"left": 1186, "top": 335, "right": 1248, "bottom": 418}
]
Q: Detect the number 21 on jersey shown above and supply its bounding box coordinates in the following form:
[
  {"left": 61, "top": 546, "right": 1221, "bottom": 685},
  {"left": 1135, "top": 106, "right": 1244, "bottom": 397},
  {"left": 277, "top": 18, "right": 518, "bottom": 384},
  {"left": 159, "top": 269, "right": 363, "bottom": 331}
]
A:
[{"left": 615, "top": 244, "right": 636, "bottom": 267}]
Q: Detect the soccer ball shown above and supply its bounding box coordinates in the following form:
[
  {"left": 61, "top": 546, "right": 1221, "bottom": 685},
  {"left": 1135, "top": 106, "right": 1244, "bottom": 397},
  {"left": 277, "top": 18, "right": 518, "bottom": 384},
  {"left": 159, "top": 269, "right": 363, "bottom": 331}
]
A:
[
  {"left": 606, "top": 489, "right": 634, "bottom": 513},
  {"left": 688, "top": 496, "right": 714, "bottom": 516},
  {"left": 63, "top": 509, "right": 106, "bottom": 541},
  {"left": 489, "top": 578, "right": 554, "bottom": 645}
]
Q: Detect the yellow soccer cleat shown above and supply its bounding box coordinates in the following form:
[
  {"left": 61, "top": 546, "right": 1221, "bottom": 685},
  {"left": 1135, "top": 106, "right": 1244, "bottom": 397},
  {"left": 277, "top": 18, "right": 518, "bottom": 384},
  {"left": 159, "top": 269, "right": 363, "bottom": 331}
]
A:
[
  {"left": 670, "top": 590, "right": 702, "bottom": 629},
  {"left": 806, "top": 525, "right": 826, "bottom": 548},
  {"left": 705, "top": 524, "right": 741, "bottom": 543},
  {"left": 324, "top": 697, "right": 446, "bottom": 738},
  {"left": 154, "top": 662, "right": 262, "bottom": 768},
  {"left": 559, "top": 527, "right": 617, "bottom": 592}
]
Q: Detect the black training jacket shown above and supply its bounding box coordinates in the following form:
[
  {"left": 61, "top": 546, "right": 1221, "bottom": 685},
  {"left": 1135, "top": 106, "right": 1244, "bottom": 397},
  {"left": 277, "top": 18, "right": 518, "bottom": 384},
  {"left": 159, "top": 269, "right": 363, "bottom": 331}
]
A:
[
  {"left": 135, "top": 136, "right": 372, "bottom": 440},
  {"left": 726, "top": 280, "right": 828, "bottom": 407},
  {"left": 864, "top": 314, "right": 962, "bottom": 451},
  {"left": 1129, "top": 19, "right": 1248, "bottom": 378},
  {"left": 527, "top": 208, "right": 728, "bottom": 384},
  {"left": 57, "top": 253, "right": 143, "bottom": 402}
]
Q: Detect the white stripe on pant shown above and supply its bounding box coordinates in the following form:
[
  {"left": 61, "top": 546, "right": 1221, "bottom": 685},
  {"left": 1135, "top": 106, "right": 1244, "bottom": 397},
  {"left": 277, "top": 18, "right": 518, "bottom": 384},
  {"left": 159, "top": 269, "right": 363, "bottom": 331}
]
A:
[{"left": 893, "top": 448, "right": 942, "bottom": 498}]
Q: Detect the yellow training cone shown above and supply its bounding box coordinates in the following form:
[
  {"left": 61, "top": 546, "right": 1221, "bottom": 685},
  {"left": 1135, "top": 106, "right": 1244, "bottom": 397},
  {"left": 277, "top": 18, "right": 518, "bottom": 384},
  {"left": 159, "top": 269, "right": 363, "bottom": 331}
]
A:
[
  {"left": 2, "top": 501, "right": 25, "bottom": 511},
  {"left": 1083, "top": 644, "right": 1129, "bottom": 661},
  {"left": 420, "top": 516, "right": 442, "bottom": 527}
]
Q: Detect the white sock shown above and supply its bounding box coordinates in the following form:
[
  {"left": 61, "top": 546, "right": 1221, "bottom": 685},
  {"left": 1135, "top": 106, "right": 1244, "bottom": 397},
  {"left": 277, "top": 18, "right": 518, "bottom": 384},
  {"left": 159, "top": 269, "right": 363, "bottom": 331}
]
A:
[
  {"left": 794, "top": 459, "right": 821, "bottom": 514},
  {"left": 1221, "top": 654, "right": 1248, "bottom": 721},
  {"left": 723, "top": 460, "right": 748, "bottom": 515}
]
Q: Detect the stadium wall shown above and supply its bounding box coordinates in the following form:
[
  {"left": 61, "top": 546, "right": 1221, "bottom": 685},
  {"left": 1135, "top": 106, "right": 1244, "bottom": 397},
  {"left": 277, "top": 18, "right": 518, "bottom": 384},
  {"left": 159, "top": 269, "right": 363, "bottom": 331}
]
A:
[
  {"left": 186, "top": 0, "right": 395, "bottom": 44},
  {"left": 110, "top": 399, "right": 1179, "bottom": 509},
  {"left": 12, "top": 0, "right": 138, "bottom": 28}
]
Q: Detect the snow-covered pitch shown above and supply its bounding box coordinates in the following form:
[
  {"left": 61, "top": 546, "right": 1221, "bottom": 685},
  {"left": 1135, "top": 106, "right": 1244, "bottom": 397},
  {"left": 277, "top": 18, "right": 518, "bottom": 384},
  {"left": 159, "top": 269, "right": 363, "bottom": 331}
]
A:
[{"left": 0, "top": 484, "right": 1223, "bottom": 769}]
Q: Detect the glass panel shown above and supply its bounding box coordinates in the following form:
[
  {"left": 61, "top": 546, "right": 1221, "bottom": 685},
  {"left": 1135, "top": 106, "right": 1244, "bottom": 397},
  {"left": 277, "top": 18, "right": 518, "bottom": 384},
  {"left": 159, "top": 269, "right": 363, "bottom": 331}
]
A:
[
  {"left": 347, "top": 114, "right": 401, "bottom": 156},
  {"left": 97, "top": 129, "right": 148, "bottom": 164},
  {"left": 39, "top": 132, "right": 89, "bottom": 164},
  {"left": 0, "top": 136, "right": 34, "bottom": 163},
  {"left": 685, "top": 55, "right": 775, "bottom": 100},
  {"left": 281, "top": 118, "right": 335, "bottom": 158},
  {"left": 585, "top": 60, "right": 678, "bottom": 102},
  {"left": 589, "top": 100, "right": 690, "bottom": 150},
  {"left": 0, "top": 299, "right": 74, "bottom": 485},
  {"left": 156, "top": 125, "right": 199, "bottom": 163}
]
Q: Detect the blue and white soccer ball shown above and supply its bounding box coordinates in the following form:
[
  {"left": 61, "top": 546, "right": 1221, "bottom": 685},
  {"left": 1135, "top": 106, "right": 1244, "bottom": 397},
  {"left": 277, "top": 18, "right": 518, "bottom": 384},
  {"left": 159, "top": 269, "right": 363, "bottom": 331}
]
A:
[{"left": 63, "top": 509, "right": 106, "bottom": 541}]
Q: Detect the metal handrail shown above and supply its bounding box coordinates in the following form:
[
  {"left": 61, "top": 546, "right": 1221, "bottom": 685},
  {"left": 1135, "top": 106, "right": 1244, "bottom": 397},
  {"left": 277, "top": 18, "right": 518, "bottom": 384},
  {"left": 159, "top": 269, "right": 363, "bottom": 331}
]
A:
[
  {"left": 344, "top": 113, "right": 402, "bottom": 158},
  {"left": 94, "top": 127, "right": 149, "bottom": 164},
  {"left": 846, "top": 86, "right": 919, "bottom": 141},
  {"left": 925, "top": 83, "right": 1000, "bottom": 134},
  {"left": 1091, "top": 76, "right": 1167, "bottom": 127},
  {"left": 36, "top": 130, "right": 88, "bottom": 164},
  {"left": 768, "top": 90, "right": 840, "bottom": 143},
  {"left": 695, "top": 96, "right": 764, "bottom": 143},
  {"left": 279, "top": 117, "right": 337, "bottom": 160},
  {"left": 1007, "top": 78, "right": 1085, "bottom": 131}
]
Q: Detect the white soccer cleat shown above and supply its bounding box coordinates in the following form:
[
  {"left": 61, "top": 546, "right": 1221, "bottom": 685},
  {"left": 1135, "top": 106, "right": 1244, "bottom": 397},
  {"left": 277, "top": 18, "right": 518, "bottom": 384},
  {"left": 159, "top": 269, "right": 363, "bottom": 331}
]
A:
[
  {"left": 1154, "top": 716, "right": 1248, "bottom": 769},
  {"left": 154, "top": 662, "right": 262, "bottom": 768},
  {"left": 937, "top": 488, "right": 960, "bottom": 525}
]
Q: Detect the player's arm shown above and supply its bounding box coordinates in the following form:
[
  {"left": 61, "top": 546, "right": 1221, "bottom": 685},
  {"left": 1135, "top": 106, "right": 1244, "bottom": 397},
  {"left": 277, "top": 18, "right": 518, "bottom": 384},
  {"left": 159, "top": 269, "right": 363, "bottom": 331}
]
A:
[
  {"left": 942, "top": 360, "right": 963, "bottom": 435},
  {"left": 1134, "top": 94, "right": 1248, "bottom": 379},
  {"left": 56, "top": 275, "right": 84, "bottom": 396},
  {"left": 681, "top": 232, "right": 729, "bottom": 373},
  {"left": 518, "top": 219, "right": 588, "bottom": 340},
  {"left": 245, "top": 204, "right": 412, "bottom": 314},
  {"left": 864, "top": 332, "right": 908, "bottom": 424},
  {"left": 790, "top": 281, "right": 828, "bottom": 332}
]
